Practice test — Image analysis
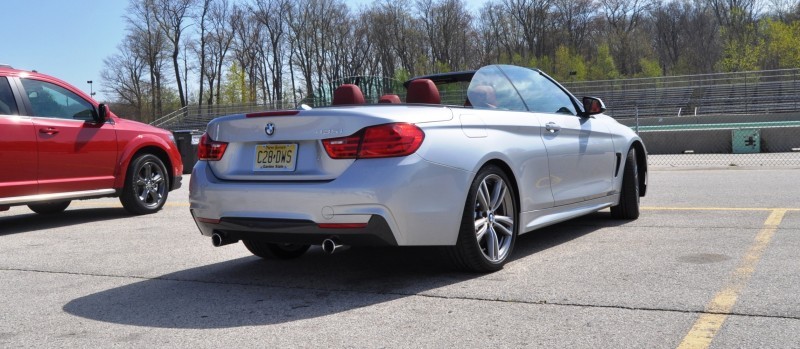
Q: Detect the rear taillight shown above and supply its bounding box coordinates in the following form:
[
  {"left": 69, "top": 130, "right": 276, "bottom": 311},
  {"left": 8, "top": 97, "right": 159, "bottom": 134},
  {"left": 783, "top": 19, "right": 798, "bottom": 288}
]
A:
[
  {"left": 322, "top": 123, "right": 425, "bottom": 159},
  {"left": 197, "top": 133, "right": 228, "bottom": 161},
  {"left": 322, "top": 133, "right": 362, "bottom": 159}
]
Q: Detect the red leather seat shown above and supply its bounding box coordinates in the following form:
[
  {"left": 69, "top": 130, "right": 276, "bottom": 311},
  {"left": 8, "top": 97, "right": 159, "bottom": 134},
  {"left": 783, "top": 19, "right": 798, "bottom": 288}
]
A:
[
  {"left": 406, "top": 79, "right": 441, "bottom": 104},
  {"left": 332, "top": 84, "right": 365, "bottom": 105},
  {"left": 378, "top": 94, "right": 401, "bottom": 104}
]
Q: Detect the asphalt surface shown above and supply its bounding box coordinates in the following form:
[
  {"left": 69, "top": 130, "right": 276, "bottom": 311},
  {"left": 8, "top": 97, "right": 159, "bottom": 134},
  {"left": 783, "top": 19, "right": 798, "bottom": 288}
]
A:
[{"left": 1, "top": 168, "right": 799, "bottom": 348}]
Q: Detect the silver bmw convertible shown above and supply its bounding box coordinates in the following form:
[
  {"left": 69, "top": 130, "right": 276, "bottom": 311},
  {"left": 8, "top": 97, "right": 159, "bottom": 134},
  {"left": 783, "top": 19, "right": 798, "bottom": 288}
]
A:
[{"left": 189, "top": 64, "right": 647, "bottom": 272}]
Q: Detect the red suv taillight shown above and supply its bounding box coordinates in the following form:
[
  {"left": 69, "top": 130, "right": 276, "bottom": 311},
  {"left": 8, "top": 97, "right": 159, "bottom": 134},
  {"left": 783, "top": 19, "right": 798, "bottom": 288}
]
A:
[
  {"left": 322, "top": 123, "right": 425, "bottom": 159},
  {"left": 198, "top": 133, "right": 228, "bottom": 161}
]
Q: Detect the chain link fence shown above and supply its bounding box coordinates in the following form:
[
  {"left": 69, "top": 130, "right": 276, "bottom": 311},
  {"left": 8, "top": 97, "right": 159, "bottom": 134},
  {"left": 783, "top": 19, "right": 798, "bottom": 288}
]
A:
[
  {"left": 563, "top": 69, "right": 800, "bottom": 167},
  {"left": 153, "top": 69, "right": 800, "bottom": 168}
]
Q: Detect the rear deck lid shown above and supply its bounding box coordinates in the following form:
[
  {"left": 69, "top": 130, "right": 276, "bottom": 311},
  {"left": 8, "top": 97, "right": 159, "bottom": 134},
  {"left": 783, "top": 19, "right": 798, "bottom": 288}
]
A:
[{"left": 204, "top": 105, "right": 452, "bottom": 181}]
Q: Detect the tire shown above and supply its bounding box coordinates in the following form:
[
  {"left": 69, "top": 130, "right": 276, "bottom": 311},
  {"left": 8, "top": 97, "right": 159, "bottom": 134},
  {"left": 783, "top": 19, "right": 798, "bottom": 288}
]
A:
[
  {"left": 611, "top": 148, "right": 640, "bottom": 219},
  {"left": 120, "top": 154, "right": 170, "bottom": 215},
  {"left": 243, "top": 240, "right": 310, "bottom": 259},
  {"left": 28, "top": 201, "right": 71, "bottom": 214},
  {"left": 449, "top": 165, "right": 517, "bottom": 272}
]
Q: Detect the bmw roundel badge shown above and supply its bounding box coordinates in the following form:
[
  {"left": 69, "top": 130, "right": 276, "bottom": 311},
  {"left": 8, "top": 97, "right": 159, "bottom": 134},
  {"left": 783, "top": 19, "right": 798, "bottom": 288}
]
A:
[{"left": 265, "top": 123, "right": 275, "bottom": 136}]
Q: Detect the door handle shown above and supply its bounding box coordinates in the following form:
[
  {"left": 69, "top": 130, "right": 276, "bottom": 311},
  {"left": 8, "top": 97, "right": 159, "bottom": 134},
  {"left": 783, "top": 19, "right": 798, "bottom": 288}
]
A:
[
  {"left": 39, "top": 127, "right": 59, "bottom": 135},
  {"left": 545, "top": 122, "right": 561, "bottom": 133}
]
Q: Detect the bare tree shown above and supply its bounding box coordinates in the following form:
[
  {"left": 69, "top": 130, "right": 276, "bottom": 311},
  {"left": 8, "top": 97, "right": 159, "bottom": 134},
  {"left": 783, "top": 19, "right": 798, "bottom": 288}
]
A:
[
  {"left": 153, "top": 0, "right": 196, "bottom": 108},
  {"left": 651, "top": 0, "right": 687, "bottom": 74},
  {"left": 552, "top": 0, "right": 597, "bottom": 53},
  {"left": 230, "top": 4, "right": 262, "bottom": 103},
  {"left": 126, "top": 0, "right": 169, "bottom": 120},
  {"left": 599, "top": 0, "right": 653, "bottom": 75},
  {"left": 196, "top": 0, "right": 211, "bottom": 106},
  {"left": 417, "top": 0, "right": 476, "bottom": 71},
  {"left": 253, "top": 0, "right": 292, "bottom": 103},
  {"left": 288, "top": 0, "right": 348, "bottom": 101},
  {"left": 501, "top": 0, "right": 554, "bottom": 59},
  {"left": 101, "top": 37, "right": 148, "bottom": 120},
  {"left": 202, "top": 0, "right": 235, "bottom": 105},
  {"left": 705, "top": 0, "right": 761, "bottom": 27}
]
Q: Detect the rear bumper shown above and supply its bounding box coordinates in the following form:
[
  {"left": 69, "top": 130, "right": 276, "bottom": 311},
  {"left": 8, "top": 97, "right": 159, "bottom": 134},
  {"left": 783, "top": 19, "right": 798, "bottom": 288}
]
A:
[
  {"left": 191, "top": 212, "right": 398, "bottom": 246},
  {"left": 189, "top": 154, "right": 473, "bottom": 246}
]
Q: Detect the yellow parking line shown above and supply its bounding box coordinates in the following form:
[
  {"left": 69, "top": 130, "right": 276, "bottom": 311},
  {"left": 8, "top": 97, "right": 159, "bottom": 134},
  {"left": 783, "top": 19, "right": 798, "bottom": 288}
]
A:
[
  {"left": 676, "top": 209, "right": 787, "bottom": 349},
  {"left": 643, "top": 207, "right": 800, "bottom": 212},
  {"left": 165, "top": 202, "right": 190, "bottom": 207}
]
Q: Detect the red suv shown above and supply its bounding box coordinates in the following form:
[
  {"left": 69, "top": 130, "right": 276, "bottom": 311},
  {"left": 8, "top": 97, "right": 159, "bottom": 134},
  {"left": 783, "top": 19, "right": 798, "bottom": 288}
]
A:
[{"left": 0, "top": 65, "right": 182, "bottom": 215}]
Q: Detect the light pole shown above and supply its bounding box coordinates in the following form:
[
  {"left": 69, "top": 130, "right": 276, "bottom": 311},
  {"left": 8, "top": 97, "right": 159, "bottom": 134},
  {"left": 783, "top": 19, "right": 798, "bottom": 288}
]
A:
[{"left": 87, "top": 80, "right": 96, "bottom": 99}]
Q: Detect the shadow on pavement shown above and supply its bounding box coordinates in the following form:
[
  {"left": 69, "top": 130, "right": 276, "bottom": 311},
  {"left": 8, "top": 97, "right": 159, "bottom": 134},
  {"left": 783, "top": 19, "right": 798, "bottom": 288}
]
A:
[
  {"left": 62, "top": 212, "right": 623, "bottom": 329},
  {"left": 0, "top": 207, "right": 131, "bottom": 236}
]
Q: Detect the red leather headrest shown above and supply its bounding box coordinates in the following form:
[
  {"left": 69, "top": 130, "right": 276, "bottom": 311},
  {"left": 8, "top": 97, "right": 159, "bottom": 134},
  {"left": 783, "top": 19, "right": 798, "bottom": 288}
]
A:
[
  {"left": 333, "top": 84, "right": 365, "bottom": 105},
  {"left": 406, "top": 79, "right": 441, "bottom": 104},
  {"left": 378, "top": 94, "right": 401, "bottom": 104}
]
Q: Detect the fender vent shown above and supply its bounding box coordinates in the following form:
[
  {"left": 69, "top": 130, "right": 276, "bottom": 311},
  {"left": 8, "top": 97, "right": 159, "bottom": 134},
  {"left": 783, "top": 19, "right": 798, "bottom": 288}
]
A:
[{"left": 614, "top": 153, "right": 622, "bottom": 177}]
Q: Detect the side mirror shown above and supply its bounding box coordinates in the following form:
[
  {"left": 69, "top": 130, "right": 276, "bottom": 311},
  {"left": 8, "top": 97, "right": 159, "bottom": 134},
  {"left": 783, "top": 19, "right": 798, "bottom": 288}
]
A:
[
  {"left": 94, "top": 103, "right": 109, "bottom": 123},
  {"left": 582, "top": 96, "right": 606, "bottom": 116}
]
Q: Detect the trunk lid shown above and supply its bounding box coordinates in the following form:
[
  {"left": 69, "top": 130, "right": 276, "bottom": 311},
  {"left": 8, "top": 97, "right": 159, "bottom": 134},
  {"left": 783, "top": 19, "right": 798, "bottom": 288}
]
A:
[{"left": 204, "top": 105, "right": 452, "bottom": 181}]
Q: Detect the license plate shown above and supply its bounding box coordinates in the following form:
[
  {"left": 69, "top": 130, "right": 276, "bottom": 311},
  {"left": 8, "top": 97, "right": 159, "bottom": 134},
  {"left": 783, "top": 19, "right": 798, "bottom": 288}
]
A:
[{"left": 254, "top": 144, "right": 297, "bottom": 171}]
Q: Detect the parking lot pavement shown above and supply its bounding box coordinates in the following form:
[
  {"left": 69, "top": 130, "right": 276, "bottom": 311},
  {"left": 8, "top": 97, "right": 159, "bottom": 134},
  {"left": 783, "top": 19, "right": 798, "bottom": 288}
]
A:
[{"left": 1, "top": 169, "right": 799, "bottom": 348}]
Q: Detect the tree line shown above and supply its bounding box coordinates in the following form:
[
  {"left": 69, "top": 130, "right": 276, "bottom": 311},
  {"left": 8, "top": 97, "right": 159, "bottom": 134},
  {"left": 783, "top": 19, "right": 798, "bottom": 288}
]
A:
[{"left": 101, "top": 0, "right": 800, "bottom": 123}]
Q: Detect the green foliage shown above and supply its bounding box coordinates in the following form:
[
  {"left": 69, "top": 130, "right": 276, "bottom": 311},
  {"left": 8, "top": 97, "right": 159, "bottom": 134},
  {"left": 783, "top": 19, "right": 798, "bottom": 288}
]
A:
[
  {"left": 537, "top": 55, "right": 553, "bottom": 74},
  {"left": 498, "top": 52, "right": 530, "bottom": 67},
  {"left": 760, "top": 19, "right": 800, "bottom": 69},
  {"left": 718, "top": 23, "right": 761, "bottom": 72},
  {"left": 394, "top": 68, "right": 411, "bottom": 84},
  {"left": 552, "top": 45, "right": 587, "bottom": 81},
  {"left": 637, "top": 58, "right": 662, "bottom": 78},
  {"left": 222, "top": 62, "right": 246, "bottom": 104},
  {"left": 434, "top": 61, "right": 451, "bottom": 74},
  {"left": 588, "top": 44, "right": 620, "bottom": 80},
  {"left": 159, "top": 87, "right": 182, "bottom": 114}
]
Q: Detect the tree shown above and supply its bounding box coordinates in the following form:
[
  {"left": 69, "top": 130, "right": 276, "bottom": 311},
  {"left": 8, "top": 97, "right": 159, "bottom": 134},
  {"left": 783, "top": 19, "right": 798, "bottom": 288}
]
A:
[
  {"left": 126, "top": 0, "right": 169, "bottom": 120},
  {"left": 196, "top": 0, "right": 211, "bottom": 107},
  {"left": 417, "top": 0, "right": 476, "bottom": 72},
  {"left": 599, "top": 0, "right": 653, "bottom": 76},
  {"left": 101, "top": 37, "right": 148, "bottom": 121},
  {"left": 553, "top": 45, "right": 587, "bottom": 81},
  {"left": 552, "top": 0, "right": 596, "bottom": 54},
  {"left": 588, "top": 44, "right": 621, "bottom": 80},
  {"left": 759, "top": 19, "right": 800, "bottom": 69},
  {"left": 153, "top": 0, "right": 196, "bottom": 108},
  {"left": 252, "top": 0, "right": 292, "bottom": 103},
  {"left": 202, "top": 0, "right": 235, "bottom": 105},
  {"left": 502, "top": 0, "right": 554, "bottom": 59}
]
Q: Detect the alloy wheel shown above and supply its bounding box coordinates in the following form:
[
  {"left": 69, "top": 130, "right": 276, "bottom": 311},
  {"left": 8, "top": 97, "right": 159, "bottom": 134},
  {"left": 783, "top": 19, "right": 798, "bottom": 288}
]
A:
[
  {"left": 134, "top": 161, "right": 167, "bottom": 209},
  {"left": 473, "top": 174, "right": 515, "bottom": 263}
]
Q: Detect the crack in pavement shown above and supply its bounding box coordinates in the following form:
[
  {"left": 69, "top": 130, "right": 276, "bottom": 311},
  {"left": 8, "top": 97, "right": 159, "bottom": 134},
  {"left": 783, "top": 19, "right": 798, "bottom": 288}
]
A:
[{"left": 3, "top": 267, "right": 799, "bottom": 322}]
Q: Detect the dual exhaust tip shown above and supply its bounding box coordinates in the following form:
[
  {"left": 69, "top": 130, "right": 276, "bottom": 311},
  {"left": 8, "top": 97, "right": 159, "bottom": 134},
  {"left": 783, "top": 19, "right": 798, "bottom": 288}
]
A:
[
  {"left": 212, "top": 233, "right": 347, "bottom": 254},
  {"left": 322, "top": 238, "right": 349, "bottom": 254},
  {"left": 211, "top": 233, "right": 238, "bottom": 247}
]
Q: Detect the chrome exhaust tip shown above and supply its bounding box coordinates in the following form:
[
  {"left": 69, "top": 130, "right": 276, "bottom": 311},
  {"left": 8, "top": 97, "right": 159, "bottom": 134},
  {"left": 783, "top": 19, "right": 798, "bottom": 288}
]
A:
[
  {"left": 321, "top": 238, "right": 348, "bottom": 254},
  {"left": 211, "top": 232, "right": 238, "bottom": 247}
]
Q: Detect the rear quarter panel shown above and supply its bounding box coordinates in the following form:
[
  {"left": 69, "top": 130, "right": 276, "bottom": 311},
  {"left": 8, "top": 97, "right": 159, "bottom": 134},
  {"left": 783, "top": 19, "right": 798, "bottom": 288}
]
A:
[{"left": 415, "top": 108, "right": 554, "bottom": 214}]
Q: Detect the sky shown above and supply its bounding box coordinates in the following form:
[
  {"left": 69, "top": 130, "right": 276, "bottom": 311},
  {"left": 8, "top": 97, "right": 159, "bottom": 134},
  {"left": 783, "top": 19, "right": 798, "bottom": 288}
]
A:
[
  {"left": 1, "top": 1, "right": 129, "bottom": 101},
  {"left": 1, "top": 0, "right": 489, "bottom": 103}
]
